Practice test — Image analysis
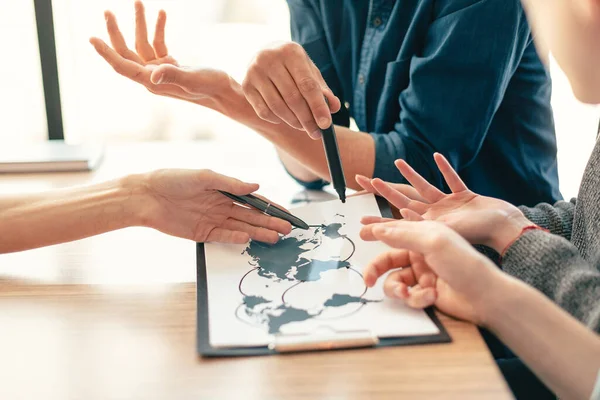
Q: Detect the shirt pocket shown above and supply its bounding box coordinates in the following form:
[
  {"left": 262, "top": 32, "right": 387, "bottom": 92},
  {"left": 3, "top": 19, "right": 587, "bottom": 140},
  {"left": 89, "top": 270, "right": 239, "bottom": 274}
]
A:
[{"left": 302, "top": 37, "right": 333, "bottom": 70}]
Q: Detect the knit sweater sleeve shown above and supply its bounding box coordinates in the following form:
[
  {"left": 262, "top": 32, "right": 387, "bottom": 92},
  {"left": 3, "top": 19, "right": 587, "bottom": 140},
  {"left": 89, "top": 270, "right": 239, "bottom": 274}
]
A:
[
  {"left": 518, "top": 199, "right": 577, "bottom": 240},
  {"left": 502, "top": 230, "right": 600, "bottom": 333}
]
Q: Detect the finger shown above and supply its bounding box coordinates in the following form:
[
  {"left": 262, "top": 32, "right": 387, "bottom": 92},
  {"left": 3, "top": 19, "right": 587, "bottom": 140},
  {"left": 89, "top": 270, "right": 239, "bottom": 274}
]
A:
[
  {"left": 324, "top": 89, "right": 341, "bottom": 113},
  {"left": 204, "top": 227, "right": 250, "bottom": 244},
  {"left": 360, "top": 216, "right": 395, "bottom": 225},
  {"left": 284, "top": 58, "right": 332, "bottom": 131},
  {"left": 153, "top": 9, "right": 168, "bottom": 58},
  {"left": 383, "top": 268, "right": 418, "bottom": 298},
  {"left": 244, "top": 86, "right": 284, "bottom": 125},
  {"left": 360, "top": 224, "right": 378, "bottom": 241},
  {"left": 371, "top": 179, "right": 429, "bottom": 214},
  {"left": 311, "top": 63, "right": 341, "bottom": 113},
  {"left": 399, "top": 209, "right": 424, "bottom": 221},
  {"left": 363, "top": 249, "right": 411, "bottom": 287},
  {"left": 90, "top": 37, "right": 149, "bottom": 84},
  {"left": 360, "top": 220, "right": 403, "bottom": 241},
  {"left": 230, "top": 205, "right": 293, "bottom": 235},
  {"left": 394, "top": 159, "right": 445, "bottom": 203},
  {"left": 433, "top": 153, "right": 468, "bottom": 193},
  {"left": 134, "top": 1, "right": 157, "bottom": 62},
  {"left": 103, "top": 11, "right": 143, "bottom": 64},
  {"left": 150, "top": 64, "right": 205, "bottom": 92},
  {"left": 405, "top": 285, "right": 437, "bottom": 309},
  {"left": 388, "top": 183, "right": 428, "bottom": 203},
  {"left": 355, "top": 174, "right": 377, "bottom": 193},
  {"left": 409, "top": 252, "right": 437, "bottom": 289},
  {"left": 195, "top": 170, "right": 259, "bottom": 195},
  {"left": 418, "top": 272, "right": 437, "bottom": 289},
  {"left": 371, "top": 221, "right": 449, "bottom": 255},
  {"left": 222, "top": 219, "right": 280, "bottom": 244},
  {"left": 267, "top": 65, "right": 312, "bottom": 130}
]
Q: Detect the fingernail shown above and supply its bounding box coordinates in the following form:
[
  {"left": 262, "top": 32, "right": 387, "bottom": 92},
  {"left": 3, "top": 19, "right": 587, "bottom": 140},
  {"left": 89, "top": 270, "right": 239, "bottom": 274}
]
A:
[
  {"left": 154, "top": 73, "right": 164, "bottom": 84},
  {"left": 393, "top": 285, "right": 403, "bottom": 298},
  {"left": 311, "top": 130, "right": 322, "bottom": 139},
  {"left": 318, "top": 117, "right": 330, "bottom": 128},
  {"left": 425, "top": 292, "right": 435, "bottom": 303},
  {"left": 380, "top": 227, "right": 393, "bottom": 235}
]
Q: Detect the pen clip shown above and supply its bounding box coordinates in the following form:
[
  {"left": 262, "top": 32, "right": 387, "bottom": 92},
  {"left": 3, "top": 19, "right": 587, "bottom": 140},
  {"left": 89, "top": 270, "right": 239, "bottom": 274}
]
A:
[{"left": 263, "top": 202, "right": 272, "bottom": 216}]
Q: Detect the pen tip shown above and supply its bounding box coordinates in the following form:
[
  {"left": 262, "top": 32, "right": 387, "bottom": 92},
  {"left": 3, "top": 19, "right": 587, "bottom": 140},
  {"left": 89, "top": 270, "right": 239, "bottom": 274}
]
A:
[{"left": 336, "top": 188, "right": 346, "bottom": 204}]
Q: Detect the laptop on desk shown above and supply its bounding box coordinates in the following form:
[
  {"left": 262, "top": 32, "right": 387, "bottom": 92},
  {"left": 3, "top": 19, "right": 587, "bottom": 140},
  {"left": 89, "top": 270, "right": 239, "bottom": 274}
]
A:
[{"left": 0, "top": 141, "right": 105, "bottom": 173}]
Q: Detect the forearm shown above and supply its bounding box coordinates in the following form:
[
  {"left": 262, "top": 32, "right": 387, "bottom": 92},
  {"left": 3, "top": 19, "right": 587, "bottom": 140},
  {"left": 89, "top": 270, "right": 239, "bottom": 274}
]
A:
[
  {"left": 200, "top": 79, "right": 375, "bottom": 190},
  {"left": 0, "top": 177, "right": 145, "bottom": 254},
  {"left": 521, "top": 0, "right": 600, "bottom": 103},
  {"left": 482, "top": 274, "right": 600, "bottom": 400},
  {"left": 276, "top": 148, "right": 321, "bottom": 183}
]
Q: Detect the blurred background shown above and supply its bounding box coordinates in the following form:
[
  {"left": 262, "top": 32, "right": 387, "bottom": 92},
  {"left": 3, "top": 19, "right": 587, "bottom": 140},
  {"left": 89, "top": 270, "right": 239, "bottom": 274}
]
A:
[{"left": 0, "top": 0, "right": 598, "bottom": 199}]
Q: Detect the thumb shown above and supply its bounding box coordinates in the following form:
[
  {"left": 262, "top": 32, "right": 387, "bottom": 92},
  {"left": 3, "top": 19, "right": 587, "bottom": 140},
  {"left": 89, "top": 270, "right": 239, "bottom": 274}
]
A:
[
  {"left": 151, "top": 64, "right": 195, "bottom": 87},
  {"left": 198, "top": 170, "right": 259, "bottom": 195},
  {"left": 312, "top": 63, "right": 341, "bottom": 113},
  {"left": 323, "top": 89, "right": 341, "bottom": 113},
  {"left": 400, "top": 208, "right": 424, "bottom": 221}
]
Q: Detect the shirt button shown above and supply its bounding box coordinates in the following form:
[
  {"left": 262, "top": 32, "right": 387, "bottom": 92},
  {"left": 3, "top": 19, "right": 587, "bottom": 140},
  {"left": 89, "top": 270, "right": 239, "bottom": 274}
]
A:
[
  {"left": 373, "top": 16, "right": 382, "bottom": 27},
  {"left": 358, "top": 74, "right": 365, "bottom": 85}
]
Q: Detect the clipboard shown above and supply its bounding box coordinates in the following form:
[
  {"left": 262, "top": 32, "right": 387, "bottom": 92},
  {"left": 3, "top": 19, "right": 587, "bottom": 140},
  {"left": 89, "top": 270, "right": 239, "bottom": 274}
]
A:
[{"left": 196, "top": 196, "right": 451, "bottom": 357}]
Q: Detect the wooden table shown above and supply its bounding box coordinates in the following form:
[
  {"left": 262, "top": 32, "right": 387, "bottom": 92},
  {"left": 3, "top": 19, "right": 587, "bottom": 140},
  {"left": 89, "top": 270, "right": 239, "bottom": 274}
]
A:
[{"left": 0, "top": 142, "right": 513, "bottom": 399}]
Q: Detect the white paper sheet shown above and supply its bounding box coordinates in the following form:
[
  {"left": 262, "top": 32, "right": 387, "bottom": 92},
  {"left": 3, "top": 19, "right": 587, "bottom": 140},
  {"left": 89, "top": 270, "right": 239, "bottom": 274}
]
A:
[{"left": 204, "top": 194, "right": 440, "bottom": 348}]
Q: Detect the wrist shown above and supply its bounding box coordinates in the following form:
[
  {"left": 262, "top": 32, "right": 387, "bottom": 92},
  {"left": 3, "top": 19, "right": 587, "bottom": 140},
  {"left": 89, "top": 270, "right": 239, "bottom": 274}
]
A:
[
  {"left": 198, "top": 76, "right": 254, "bottom": 124},
  {"left": 117, "top": 174, "right": 155, "bottom": 228},
  {"left": 486, "top": 214, "right": 533, "bottom": 253}
]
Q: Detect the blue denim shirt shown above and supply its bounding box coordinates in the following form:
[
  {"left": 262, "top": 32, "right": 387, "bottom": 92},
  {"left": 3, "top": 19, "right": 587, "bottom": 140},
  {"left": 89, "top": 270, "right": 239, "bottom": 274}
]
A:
[{"left": 286, "top": 0, "right": 562, "bottom": 206}]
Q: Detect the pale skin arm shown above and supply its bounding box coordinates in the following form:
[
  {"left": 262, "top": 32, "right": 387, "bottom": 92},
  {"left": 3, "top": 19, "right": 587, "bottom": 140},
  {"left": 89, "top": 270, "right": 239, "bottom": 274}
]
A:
[
  {"left": 521, "top": 0, "right": 600, "bottom": 103},
  {"left": 486, "top": 274, "right": 600, "bottom": 400},
  {"left": 0, "top": 169, "right": 292, "bottom": 254},
  {"left": 89, "top": 2, "right": 375, "bottom": 189},
  {"left": 0, "top": 179, "right": 142, "bottom": 253},
  {"left": 210, "top": 77, "right": 375, "bottom": 188},
  {"left": 362, "top": 222, "right": 600, "bottom": 400}
]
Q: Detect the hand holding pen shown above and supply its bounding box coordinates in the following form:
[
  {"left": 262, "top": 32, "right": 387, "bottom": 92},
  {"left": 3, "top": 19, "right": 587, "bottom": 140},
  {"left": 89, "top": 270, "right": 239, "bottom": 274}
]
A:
[
  {"left": 219, "top": 191, "right": 309, "bottom": 230},
  {"left": 241, "top": 42, "right": 341, "bottom": 139}
]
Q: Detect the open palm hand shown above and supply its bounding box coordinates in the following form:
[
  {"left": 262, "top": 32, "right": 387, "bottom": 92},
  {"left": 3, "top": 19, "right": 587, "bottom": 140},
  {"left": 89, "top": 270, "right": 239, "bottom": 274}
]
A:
[
  {"left": 90, "top": 1, "right": 230, "bottom": 104},
  {"left": 135, "top": 169, "right": 292, "bottom": 244},
  {"left": 358, "top": 153, "right": 531, "bottom": 252}
]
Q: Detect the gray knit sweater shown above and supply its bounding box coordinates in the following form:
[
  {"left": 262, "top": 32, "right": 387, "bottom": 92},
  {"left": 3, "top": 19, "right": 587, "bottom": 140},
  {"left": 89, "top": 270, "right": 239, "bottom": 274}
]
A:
[{"left": 502, "top": 138, "right": 600, "bottom": 332}]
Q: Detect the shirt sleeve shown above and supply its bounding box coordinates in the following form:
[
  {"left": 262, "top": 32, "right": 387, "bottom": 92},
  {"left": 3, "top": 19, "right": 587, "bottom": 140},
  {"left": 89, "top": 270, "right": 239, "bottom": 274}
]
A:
[
  {"left": 284, "top": 0, "right": 350, "bottom": 189},
  {"left": 372, "top": 0, "right": 535, "bottom": 186},
  {"left": 519, "top": 198, "right": 577, "bottom": 240},
  {"left": 502, "top": 230, "right": 600, "bottom": 333}
]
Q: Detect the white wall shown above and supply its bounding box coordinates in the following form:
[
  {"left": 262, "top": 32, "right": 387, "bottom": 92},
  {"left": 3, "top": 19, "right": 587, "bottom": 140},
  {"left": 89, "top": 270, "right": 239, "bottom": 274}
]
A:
[{"left": 549, "top": 58, "right": 599, "bottom": 199}]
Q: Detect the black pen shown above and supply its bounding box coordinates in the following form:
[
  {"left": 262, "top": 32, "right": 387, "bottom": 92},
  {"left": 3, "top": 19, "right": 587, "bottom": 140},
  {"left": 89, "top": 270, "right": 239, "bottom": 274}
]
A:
[
  {"left": 321, "top": 98, "right": 347, "bottom": 203},
  {"left": 218, "top": 191, "right": 309, "bottom": 230}
]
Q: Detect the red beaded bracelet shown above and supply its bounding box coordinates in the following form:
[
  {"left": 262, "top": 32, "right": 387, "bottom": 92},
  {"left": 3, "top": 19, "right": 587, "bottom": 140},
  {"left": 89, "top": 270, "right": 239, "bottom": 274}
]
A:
[{"left": 500, "top": 225, "right": 550, "bottom": 260}]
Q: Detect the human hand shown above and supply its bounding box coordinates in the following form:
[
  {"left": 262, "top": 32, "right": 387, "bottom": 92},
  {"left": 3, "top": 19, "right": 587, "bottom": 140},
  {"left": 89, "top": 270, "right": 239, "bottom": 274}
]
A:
[
  {"left": 126, "top": 169, "right": 292, "bottom": 244},
  {"left": 90, "top": 1, "right": 231, "bottom": 105},
  {"left": 242, "top": 42, "right": 342, "bottom": 139},
  {"left": 361, "top": 220, "right": 504, "bottom": 325},
  {"left": 359, "top": 153, "right": 531, "bottom": 253}
]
